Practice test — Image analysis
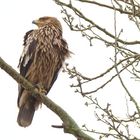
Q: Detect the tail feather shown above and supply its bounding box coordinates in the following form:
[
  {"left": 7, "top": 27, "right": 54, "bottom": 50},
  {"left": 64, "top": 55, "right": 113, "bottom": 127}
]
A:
[{"left": 17, "top": 100, "right": 35, "bottom": 127}]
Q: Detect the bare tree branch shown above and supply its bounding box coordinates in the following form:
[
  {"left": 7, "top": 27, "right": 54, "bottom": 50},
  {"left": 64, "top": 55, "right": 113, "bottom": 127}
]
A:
[
  {"left": 54, "top": 0, "right": 140, "bottom": 45},
  {"left": 76, "top": 0, "right": 140, "bottom": 17}
]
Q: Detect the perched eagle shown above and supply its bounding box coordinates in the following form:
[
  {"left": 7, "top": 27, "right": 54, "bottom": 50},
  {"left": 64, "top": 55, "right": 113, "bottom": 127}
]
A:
[{"left": 17, "top": 16, "right": 70, "bottom": 127}]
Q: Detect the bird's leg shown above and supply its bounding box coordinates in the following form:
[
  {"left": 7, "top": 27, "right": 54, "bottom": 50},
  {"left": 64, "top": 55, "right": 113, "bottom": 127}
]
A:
[
  {"left": 34, "top": 83, "right": 47, "bottom": 108},
  {"left": 35, "top": 83, "right": 46, "bottom": 95}
]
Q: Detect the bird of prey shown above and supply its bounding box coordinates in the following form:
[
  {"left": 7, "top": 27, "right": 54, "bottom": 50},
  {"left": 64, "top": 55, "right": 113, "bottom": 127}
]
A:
[{"left": 17, "top": 16, "right": 70, "bottom": 127}]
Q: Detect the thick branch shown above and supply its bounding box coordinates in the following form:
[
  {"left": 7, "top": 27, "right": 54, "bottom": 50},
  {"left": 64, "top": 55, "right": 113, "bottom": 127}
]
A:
[{"left": 0, "top": 57, "right": 94, "bottom": 140}]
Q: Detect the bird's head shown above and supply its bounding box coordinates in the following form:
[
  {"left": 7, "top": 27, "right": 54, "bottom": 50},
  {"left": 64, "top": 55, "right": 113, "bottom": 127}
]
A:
[{"left": 32, "top": 16, "right": 62, "bottom": 31}]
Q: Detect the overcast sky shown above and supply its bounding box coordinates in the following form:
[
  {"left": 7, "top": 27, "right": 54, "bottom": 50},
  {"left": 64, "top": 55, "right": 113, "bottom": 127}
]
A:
[
  {"left": 0, "top": 1, "right": 93, "bottom": 140},
  {"left": 0, "top": 0, "right": 140, "bottom": 140}
]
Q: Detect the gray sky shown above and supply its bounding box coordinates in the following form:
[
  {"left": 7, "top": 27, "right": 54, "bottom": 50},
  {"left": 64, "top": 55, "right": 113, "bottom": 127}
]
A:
[{"left": 0, "top": 0, "right": 140, "bottom": 139}]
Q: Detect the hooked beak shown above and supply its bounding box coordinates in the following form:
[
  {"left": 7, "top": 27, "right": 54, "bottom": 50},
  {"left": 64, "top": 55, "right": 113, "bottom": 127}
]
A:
[{"left": 32, "top": 20, "right": 38, "bottom": 25}]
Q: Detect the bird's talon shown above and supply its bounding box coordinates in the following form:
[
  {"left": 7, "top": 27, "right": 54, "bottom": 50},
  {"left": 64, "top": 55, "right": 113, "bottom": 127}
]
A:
[{"left": 35, "top": 84, "right": 46, "bottom": 95}]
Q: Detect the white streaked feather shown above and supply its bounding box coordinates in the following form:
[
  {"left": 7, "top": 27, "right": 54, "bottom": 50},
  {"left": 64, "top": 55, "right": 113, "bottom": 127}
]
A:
[
  {"left": 23, "top": 55, "right": 30, "bottom": 67},
  {"left": 18, "top": 44, "right": 31, "bottom": 68},
  {"left": 18, "top": 33, "right": 35, "bottom": 68}
]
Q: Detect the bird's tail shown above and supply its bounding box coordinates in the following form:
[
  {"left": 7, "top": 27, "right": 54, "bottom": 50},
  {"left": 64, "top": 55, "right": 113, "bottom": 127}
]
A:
[{"left": 17, "top": 99, "right": 36, "bottom": 127}]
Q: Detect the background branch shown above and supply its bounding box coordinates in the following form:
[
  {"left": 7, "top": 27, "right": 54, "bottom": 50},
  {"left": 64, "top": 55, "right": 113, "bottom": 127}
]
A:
[
  {"left": 54, "top": 0, "right": 140, "bottom": 45},
  {"left": 53, "top": 1, "right": 140, "bottom": 139}
]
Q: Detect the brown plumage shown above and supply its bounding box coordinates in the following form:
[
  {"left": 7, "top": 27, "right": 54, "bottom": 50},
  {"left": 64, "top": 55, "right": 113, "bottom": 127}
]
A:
[{"left": 17, "top": 16, "right": 70, "bottom": 127}]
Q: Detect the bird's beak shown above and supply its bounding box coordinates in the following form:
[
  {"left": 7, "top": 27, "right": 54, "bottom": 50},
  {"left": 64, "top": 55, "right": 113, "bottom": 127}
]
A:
[{"left": 32, "top": 20, "right": 39, "bottom": 25}]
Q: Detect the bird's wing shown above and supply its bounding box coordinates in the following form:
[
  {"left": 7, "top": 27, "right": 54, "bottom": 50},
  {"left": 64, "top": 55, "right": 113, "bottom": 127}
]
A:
[
  {"left": 18, "top": 30, "right": 36, "bottom": 76},
  {"left": 18, "top": 30, "right": 37, "bottom": 106},
  {"left": 46, "top": 38, "right": 68, "bottom": 94},
  {"left": 46, "top": 64, "right": 61, "bottom": 94}
]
